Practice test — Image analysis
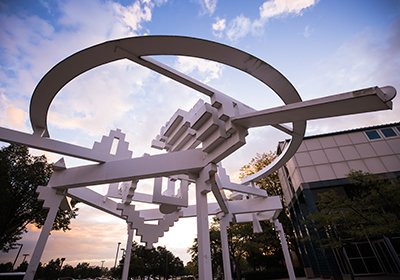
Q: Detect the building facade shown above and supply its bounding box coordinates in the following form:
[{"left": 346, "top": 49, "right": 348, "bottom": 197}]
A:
[{"left": 277, "top": 123, "right": 400, "bottom": 278}]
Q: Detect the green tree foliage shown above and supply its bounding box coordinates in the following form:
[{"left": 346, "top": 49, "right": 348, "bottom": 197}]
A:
[
  {"left": 185, "top": 260, "right": 197, "bottom": 276},
  {"left": 39, "top": 258, "right": 63, "bottom": 279},
  {"left": 0, "top": 258, "right": 103, "bottom": 279},
  {"left": 73, "top": 262, "right": 102, "bottom": 279},
  {"left": 240, "top": 152, "right": 296, "bottom": 271},
  {"left": 0, "top": 144, "right": 78, "bottom": 251},
  {"left": 239, "top": 151, "right": 282, "bottom": 196},
  {"left": 189, "top": 152, "right": 295, "bottom": 278},
  {"left": 188, "top": 218, "right": 285, "bottom": 279},
  {"left": 188, "top": 221, "right": 223, "bottom": 277},
  {"left": 240, "top": 152, "right": 298, "bottom": 242},
  {"left": 15, "top": 260, "right": 28, "bottom": 272},
  {"left": 307, "top": 171, "right": 400, "bottom": 248},
  {"left": 0, "top": 262, "right": 13, "bottom": 272},
  {"left": 115, "top": 241, "right": 185, "bottom": 279}
]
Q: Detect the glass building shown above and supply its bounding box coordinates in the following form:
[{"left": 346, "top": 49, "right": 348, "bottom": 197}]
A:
[{"left": 277, "top": 123, "right": 400, "bottom": 279}]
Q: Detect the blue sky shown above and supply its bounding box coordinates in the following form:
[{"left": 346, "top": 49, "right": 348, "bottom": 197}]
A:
[{"left": 1, "top": 0, "right": 399, "bottom": 268}]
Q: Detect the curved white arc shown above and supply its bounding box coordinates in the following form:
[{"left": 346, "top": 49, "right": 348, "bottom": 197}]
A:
[
  {"left": 29, "top": 35, "right": 305, "bottom": 182},
  {"left": 241, "top": 121, "right": 306, "bottom": 184},
  {"left": 30, "top": 36, "right": 303, "bottom": 136}
]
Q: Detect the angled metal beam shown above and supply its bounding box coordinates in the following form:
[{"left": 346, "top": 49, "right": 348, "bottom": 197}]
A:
[
  {"left": 0, "top": 127, "right": 113, "bottom": 163},
  {"left": 138, "top": 195, "right": 282, "bottom": 220},
  {"left": 48, "top": 149, "right": 206, "bottom": 189},
  {"left": 210, "top": 174, "right": 229, "bottom": 214},
  {"left": 228, "top": 196, "right": 282, "bottom": 214},
  {"left": 118, "top": 49, "right": 256, "bottom": 114},
  {"left": 118, "top": 47, "right": 215, "bottom": 97},
  {"left": 232, "top": 86, "right": 396, "bottom": 128},
  {"left": 220, "top": 181, "right": 268, "bottom": 197},
  {"left": 67, "top": 188, "right": 122, "bottom": 218}
]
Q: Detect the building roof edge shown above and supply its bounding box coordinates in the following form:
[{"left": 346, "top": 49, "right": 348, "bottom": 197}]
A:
[{"left": 304, "top": 121, "right": 400, "bottom": 140}]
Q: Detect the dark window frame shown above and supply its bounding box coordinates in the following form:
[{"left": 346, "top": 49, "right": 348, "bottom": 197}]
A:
[
  {"left": 365, "top": 130, "right": 381, "bottom": 140},
  {"left": 380, "top": 127, "right": 397, "bottom": 138}
]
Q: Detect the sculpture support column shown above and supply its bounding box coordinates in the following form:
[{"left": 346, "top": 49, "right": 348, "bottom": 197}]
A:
[
  {"left": 196, "top": 166, "right": 214, "bottom": 280},
  {"left": 121, "top": 224, "right": 134, "bottom": 280},
  {"left": 274, "top": 219, "right": 296, "bottom": 280},
  {"left": 24, "top": 187, "right": 64, "bottom": 280},
  {"left": 219, "top": 214, "right": 232, "bottom": 280}
]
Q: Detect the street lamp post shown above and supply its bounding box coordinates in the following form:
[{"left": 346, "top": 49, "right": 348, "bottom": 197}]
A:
[
  {"left": 12, "top": 244, "right": 23, "bottom": 270},
  {"left": 60, "top": 257, "right": 66, "bottom": 269},
  {"left": 114, "top": 242, "right": 121, "bottom": 269},
  {"left": 22, "top": 254, "right": 29, "bottom": 263}
]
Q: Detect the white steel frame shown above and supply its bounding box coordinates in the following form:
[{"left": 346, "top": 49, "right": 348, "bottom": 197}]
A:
[{"left": 0, "top": 36, "right": 396, "bottom": 280}]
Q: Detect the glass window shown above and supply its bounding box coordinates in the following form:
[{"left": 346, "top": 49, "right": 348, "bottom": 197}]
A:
[
  {"left": 365, "top": 130, "right": 381, "bottom": 140},
  {"left": 391, "top": 237, "right": 400, "bottom": 254},
  {"left": 364, "top": 257, "right": 383, "bottom": 273},
  {"left": 358, "top": 243, "right": 374, "bottom": 257},
  {"left": 349, "top": 259, "right": 367, "bottom": 274},
  {"left": 380, "top": 127, "right": 397, "bottom": 138},
  {"left": 345, "top": 243, "right": 360, "bottom": 258}
]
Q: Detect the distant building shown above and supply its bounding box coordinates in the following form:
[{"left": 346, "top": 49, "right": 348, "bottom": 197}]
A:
[{"left": 277, "top": 123, "right": 400, "bottom": 278}]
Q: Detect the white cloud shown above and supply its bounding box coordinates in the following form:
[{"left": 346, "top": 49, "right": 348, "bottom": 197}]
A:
[
  {"left": 4, "top": 107, "right": 26, "bottom": 129},
  {"left": 47, "top": 61, "right": 153, "bottom": 139},
  {"left": 0, "top": 103, "right": 27, "bottom": 131},
  {"left": 175, "top": 56, "right": 223, "bottom": 83},
  {"left": 215, "top": 0, "right": 318, "bottom": 41},
  {"left": 113, "top": 0, "right": 153, "bottom": 32},
  {"left": 0, "top": 89, "right": 30, "bottom": 131},
  {"left": 259, "top": 0, "right": 317, "bottom": 20},
  {"left": 0, "top": 0, "right": 167, "bottom": 150},
  {"left": 226, "top": 15, "right": 251, "bottom": 42},
  {"left": 212, "top": 17, "right": 226, "bottom": 37},
  {"left": 200, "top": 0, "right": 217, "bottom": 15}
]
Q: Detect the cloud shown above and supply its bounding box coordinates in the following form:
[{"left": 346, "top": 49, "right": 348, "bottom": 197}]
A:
[
  {"left": 300, "top": 19, "right": 400, "bottom": 134},
  {"left": 259, "top": 0, "right": 317, "bottom": 20},
  {"left": 216, "top": 0, "right": 318, "bottom": 41},
  {"left": 0, "top": 90, "right": 29, "bottom": 131},
  {"left": 199, "top": 0, "right": 218, "bottom": 15},
  {"left": 4, "top": 107, "right": 26, "bottom": 129},
  {"left": 212, "top": 17, "right": 226, "bottom": 37},
  {"left": 175, "top": 56, "right": 223, "bottom": 83},
  {"left": 226, "top": 15, "right": 251, "bottom": 42},
  {"left": 0, "top": 0, "right": 167, "bottom": 150},
  {"left": 113, "top": 0, "right": 153, "bottom": 32}
]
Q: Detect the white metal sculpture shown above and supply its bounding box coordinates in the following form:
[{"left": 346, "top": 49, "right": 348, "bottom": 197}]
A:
[{"left": 0, "top": 36, "right": 396, "bottom": 280}]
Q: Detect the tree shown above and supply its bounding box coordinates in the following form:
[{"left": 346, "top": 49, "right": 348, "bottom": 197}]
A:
[
  {"left": 39, "top": 258, "right": 63, "bottom": 279},
  {"left": 117, "top": 241, "right": 185, "bottom": 279},
  {"left": 185, "top": 260, "right": 197, "bottom": 276},
  {"left": 15, "top": 260, "right": 28, "bottom": 272},
  {"left": 0, "top": 144, "right": 78, "bottom": 251},
  {"left": 307, "top": 171, "right": 400, "bottom": 248},
  {"left": 188, "top": 221, "right": 223, "bottom": 277},
  {"left": 239, "top": 151, "right": 282, "bottom": 196},
  {"left": 0, "top": 262, "right": 13, "bottom": 272},
  {"left": 239, "top": 152, "right": 296, "bottom": 273},
  {"left": 188, "top": 152, "right": 296, "bottom": 279},
  {"left": 155, "top": 245, "right": 185, "bottom": 278},
  {"left": 72, "top": 262, "right": 101, "bottom": 279},
  {"left": 60, "top": 264, "right": 74, "bottom": 277}
]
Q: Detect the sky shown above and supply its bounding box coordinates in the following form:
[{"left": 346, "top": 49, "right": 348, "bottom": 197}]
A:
[{"left": 1, "top": 0, "right": 400, "bottom": 269}]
